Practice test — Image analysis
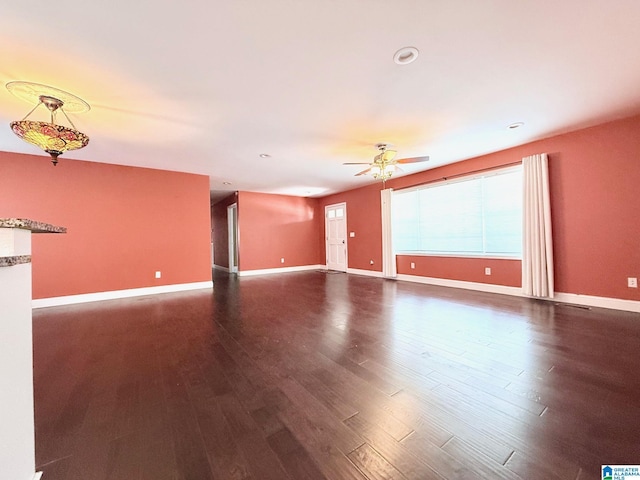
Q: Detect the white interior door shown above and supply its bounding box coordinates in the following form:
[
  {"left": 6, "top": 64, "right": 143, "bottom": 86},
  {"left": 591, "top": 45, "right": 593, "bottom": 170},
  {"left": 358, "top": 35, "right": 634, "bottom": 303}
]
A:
[{"left": 325, "top": 203, "right": 347, "bottom": 272}]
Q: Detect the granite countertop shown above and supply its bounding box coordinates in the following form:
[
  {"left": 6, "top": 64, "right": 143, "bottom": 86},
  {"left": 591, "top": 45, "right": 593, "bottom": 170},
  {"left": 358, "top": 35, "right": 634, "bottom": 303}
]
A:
[
  {"left": 0, "top": 219, "right": 66, "bottom": 267},
  {"left": 0, "top": 218, "right": 67, "bottom": 233},
  {"left": 0, "top": 255, "right": 31, "bottom": 267}
]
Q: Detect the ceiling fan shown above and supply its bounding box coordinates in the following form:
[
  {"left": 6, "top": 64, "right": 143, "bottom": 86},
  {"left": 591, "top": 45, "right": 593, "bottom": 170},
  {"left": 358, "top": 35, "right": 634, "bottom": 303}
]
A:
[{"left": 343, "top": 143, "right": 429, "bottom": 181}]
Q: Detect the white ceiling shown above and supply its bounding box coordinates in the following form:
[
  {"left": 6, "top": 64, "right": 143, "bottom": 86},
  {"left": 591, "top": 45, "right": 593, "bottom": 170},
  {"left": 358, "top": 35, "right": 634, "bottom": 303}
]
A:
[{"left": 2, "top": 1, "right": 640, "bottom": 200}]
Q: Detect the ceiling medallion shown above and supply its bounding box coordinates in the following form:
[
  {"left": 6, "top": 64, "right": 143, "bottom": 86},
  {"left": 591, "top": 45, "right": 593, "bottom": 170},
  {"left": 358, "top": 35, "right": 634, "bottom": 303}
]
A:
[{"left": 6, "top": 81, "right": 90, "bottom": 165}]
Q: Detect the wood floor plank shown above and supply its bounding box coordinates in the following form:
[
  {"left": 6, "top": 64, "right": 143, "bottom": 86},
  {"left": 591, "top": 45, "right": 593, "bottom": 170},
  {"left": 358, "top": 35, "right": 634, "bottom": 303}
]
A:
[
  {"left": 162, "top": 366, "right": 215, "bottom": 480},
  {"left": 275, "top": 404, "right": 368, "bottom": 480},
  {"left": 104, "top": 433, "right": 141, "bottom": 480},
  {"left": 414, "top": 377, "right": 599, "bottom": 471},
  {"left": 187, "top": 383, "right": 254, "bottom": 480},
  {"left": 312, "top": 367, "right": 418, "bottom": 442},
  {"left": 276, "top": 375, "right": 365, "bottom": 455},
  {"left": 215, "top": 392, "right": 292, "bottom": 480},
  {"left": 316, "top": 341, "right": 403, "bottom": 396},
  {"left": 359, "top": 356, "right": 440, "bottom": 394},
  {"left": 294, "top": 369, "right": 361, "bottom": 421},
  {"left": 344, "top": 412, "right": 447, "bottom": 480},
  {"left": 348, "top": 442, "right": 408, "bottom": 480},
  {"left": 266, "top": 427, "right": 327, "bottom": 480},
  {"left": 438, "top": 436, "right": 523, "bottom": 480},
  {"left": 391, "top": 389, "right": 515, "bottom": 464},
  {"left": 432, "top": 379, "right": 543, "bottom": 425},
  {"left": 504, "top": 450, "right": 580, "bottom": 480}
]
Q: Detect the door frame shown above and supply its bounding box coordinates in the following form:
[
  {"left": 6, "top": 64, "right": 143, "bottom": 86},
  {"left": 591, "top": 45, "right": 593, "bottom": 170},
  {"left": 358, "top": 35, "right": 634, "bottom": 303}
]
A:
[
  {"left": 227, "top": 203, "right": 238, "bottom": 273},
  {"left": 325, "top": 202, "right": 348, "bottom": 272}
]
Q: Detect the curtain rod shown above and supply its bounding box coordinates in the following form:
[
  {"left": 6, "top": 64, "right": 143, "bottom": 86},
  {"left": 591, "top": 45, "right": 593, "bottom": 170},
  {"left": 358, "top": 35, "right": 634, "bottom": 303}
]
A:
[{"left": 396, "top": 160, "right": 522, "bottom": 189}]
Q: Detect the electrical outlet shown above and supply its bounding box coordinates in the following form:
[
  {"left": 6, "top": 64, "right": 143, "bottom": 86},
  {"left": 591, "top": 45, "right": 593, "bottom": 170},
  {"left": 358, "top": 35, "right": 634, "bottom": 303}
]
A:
[
  {"left": 370, "top": 259, "right": 374, "bottom": 265},
  {"left": 349, "top": 232, "right": 355, "bottom": 237},
  {"left": 281, "top": 258, "right": 285, "bottom": 264},
  {"left": 628, "top": 277, "right": 638, "bottom": 288},
  {"left": 155, "top": 271, "right": 161, "bottom": 279},
  {"left": 410, "top": 262, "right": 416, "bottom": 269},
  {"left": 485, "top": 267, "right": 491, "bottom": 275}
]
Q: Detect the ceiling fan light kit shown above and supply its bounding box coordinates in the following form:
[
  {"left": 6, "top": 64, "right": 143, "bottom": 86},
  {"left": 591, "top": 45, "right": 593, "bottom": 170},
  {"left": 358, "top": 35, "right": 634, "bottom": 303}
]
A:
[
  {"left": 6, "top": 81, "right": 90, "bottom": 165},
  {"left": 343, "top": 143, "right": 429, "bottom": 182},
  {"left": 370, "top": 163, "right": 396, "bottom": 180}
]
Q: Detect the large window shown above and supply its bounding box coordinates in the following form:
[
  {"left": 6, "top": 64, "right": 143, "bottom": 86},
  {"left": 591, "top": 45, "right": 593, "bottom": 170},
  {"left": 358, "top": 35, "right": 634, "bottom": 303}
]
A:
[{"left": 392, "top": 166, "right": 522, "bottom": 257}]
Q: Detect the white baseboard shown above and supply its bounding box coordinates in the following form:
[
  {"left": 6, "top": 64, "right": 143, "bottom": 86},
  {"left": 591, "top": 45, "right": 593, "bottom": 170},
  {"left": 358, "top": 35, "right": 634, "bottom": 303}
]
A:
[
  {"left": 213, "top": 264, "right": 230, "bottom": 272},
  {"left": 552, "top": 292, "right": 640, "bottom": 313},
  {"left": 32, "top": 281, "right": 214, "bottom": 309},
  {"left": 238, "top": 264, "right": 324, "bottom": 277},
  {"left": 347, "top": 268, "right": 384, "bottom": 278},
  {"left": 33, "top": 472, "right": 43, "bottom": 480},
  {"left": 396, "top": 273, "right": 522, "bottom": 296},
  {"left": 395, "top": 273, "right": 640, "bottom": 313}
]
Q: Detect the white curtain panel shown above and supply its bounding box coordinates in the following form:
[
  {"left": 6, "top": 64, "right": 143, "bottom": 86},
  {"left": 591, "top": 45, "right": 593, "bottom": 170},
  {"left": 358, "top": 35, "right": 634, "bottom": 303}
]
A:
[
  {"left": 522, "top": 153, "right": 555, "bottom": 298},
  {"left": 380, "top": 188, "right": 396, "bottom": 278}
]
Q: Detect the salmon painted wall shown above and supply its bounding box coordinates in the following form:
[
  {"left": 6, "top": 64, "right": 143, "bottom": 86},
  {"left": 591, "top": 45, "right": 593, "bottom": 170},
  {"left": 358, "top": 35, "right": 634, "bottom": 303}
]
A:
[
  {"left": 0, "top": 151, "right": 212, "bottom": 299},
  {"left": 211, "top": 193, "right": 237, "bottom": 269},
  {"left": 317, "top": 114, "right": 640, "bottom": 301},
  {"left": 235, "top": 191, "right": 322, "bottom": 271},
  {"left": 396, "top": 256, "right": 521, "bottom": 286},
  {"left": 318, "top": 183, "right": 383, "bottom": 272},
  {"left": 521, "top": 115, "right": 640, "bottom": 301}
]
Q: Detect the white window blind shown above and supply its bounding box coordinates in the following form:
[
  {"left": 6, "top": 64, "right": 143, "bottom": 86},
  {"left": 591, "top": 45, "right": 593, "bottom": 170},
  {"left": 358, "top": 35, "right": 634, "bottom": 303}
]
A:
[{"left": 392, "top": 166, "right": 522, "bottom": 257}]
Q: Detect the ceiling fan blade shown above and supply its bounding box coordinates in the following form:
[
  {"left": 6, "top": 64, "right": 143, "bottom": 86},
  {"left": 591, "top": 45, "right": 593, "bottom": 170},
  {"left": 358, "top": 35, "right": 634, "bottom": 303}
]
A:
[
  {"left": 396, "top": 155, "right": 430, "bottom": 164},
  {"left": 343, "top": 162, "right": 373, "bottom": 165},
  {"left": 355, "top": 167, "right": 372, "bottom": 176}
]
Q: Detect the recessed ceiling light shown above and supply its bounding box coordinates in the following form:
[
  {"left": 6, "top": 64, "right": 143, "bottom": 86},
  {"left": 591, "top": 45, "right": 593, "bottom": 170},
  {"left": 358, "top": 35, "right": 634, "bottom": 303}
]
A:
[
  {"left": 259, "top": 153, "right": 271, "bottom": 158},
  {"left": 508, "top": 122, "right": 524, "bottom": 129},
  {"left": 222, "top": 181, "right": 232, "bottom": 185},
  {"left": 393, "top": 47, "right": 419, "bottom": 65}
]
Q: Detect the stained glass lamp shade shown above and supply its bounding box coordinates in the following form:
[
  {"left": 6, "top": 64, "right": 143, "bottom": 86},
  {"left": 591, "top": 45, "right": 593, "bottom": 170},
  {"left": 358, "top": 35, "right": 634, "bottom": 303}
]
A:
[
  {"left": 6, "top": 82, "right": 90, "bottom": 165},
  {"left": 10, "top": 118, "right": 89, "bottom": 165}
]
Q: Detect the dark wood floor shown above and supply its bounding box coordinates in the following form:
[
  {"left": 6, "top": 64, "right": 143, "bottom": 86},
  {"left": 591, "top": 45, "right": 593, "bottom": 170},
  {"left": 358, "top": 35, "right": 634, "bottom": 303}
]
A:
[{"left": 32, "top": 270, "right": 640, "bottom": 480}]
